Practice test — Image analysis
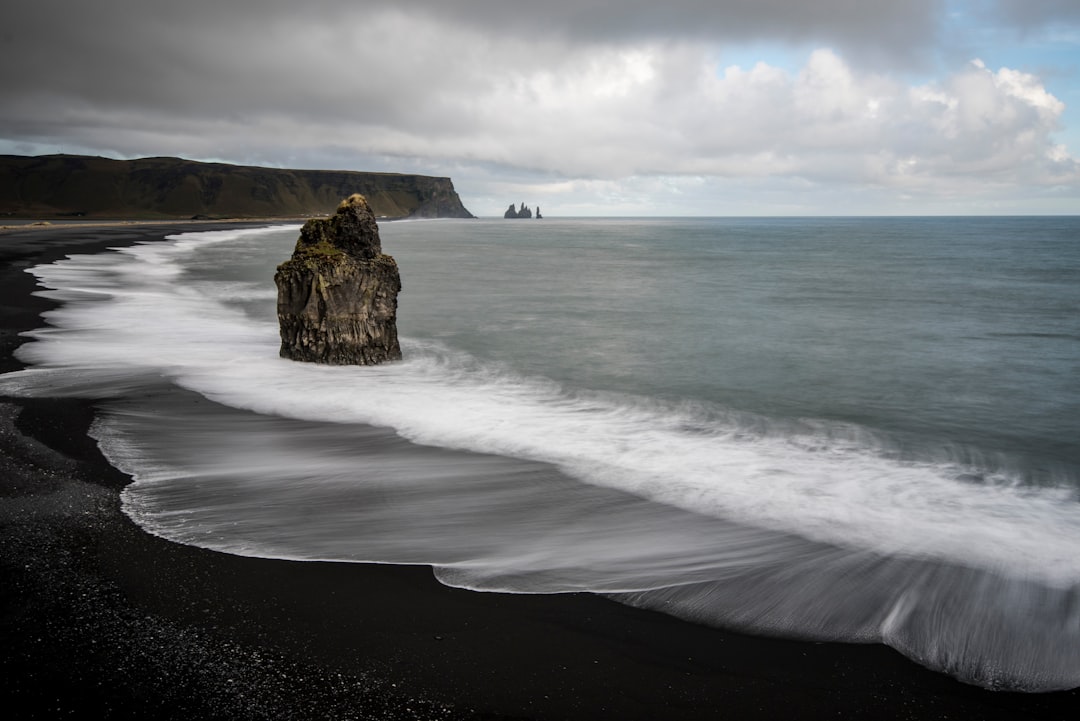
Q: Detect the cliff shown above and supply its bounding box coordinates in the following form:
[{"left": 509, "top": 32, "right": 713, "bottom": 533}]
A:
[
  {"left": 0, "top": 154, "right": 473, "bottom": 220},
  {"left": 274, "top": 194, "right": 402, "bottom": 365}
]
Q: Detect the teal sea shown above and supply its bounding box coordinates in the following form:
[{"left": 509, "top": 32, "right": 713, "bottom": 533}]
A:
[{"left": 2, "top": 216, "right": 1078, "bottom": 690}]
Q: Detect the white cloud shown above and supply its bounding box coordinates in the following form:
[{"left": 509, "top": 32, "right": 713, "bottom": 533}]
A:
[
  {"left": 380, "top": 42, "right": 1075, "bottom": 194},
  {"left": 1, "top": 2, "right": 1077, "bottom": 214}
]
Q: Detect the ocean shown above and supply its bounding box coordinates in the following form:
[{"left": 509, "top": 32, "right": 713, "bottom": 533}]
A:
[{"left": 2, "top": 216, "right": 1078, "bottom": 691}]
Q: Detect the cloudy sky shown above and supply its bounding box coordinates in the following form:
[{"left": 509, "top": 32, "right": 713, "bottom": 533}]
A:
[{"left": 2, "top": 1, "right": 1078, "bottom": 216}]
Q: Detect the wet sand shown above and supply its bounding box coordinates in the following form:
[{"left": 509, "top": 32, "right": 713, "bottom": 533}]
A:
[{"left": 1, "top": 223, "right": 1076, "bottom": 719}]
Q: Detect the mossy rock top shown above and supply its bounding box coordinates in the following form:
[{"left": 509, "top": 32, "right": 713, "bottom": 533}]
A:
[{"left": 293, "top": 194, "right": 382, "bottom": 261}]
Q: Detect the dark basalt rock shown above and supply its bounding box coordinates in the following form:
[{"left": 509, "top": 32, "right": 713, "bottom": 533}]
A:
[
  {"left": 275, "top": 194, "right": 402, "bottom": 365},
  {"left": 504, "top": 201, "right": 534, "bottom": 219},
  {"left": 0, "top": 154, "right": 474, "bottom": 220}
]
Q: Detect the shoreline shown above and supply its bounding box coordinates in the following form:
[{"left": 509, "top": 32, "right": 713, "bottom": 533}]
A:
[
  {"left": 0, "top": 213, "right": 448, "bottom": 234},
  {"left": 1, "top": 223, "right": 1077, "bottom": 719},
  {"left": 0, "top": 218, "right": 306, "bottom": 234}
]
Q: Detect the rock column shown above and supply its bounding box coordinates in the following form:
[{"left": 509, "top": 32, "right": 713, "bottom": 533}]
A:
[{"left": 274, "top": 194, "right": 402, "bottom": 364}]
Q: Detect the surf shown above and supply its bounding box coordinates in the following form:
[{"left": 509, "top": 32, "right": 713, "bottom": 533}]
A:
[{"left": 1, "top": 222, "right": 1078, "bottom": 690}]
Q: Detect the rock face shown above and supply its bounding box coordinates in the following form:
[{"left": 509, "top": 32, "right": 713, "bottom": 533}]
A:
[
  {"left": 275, "top": 194, "right": 402, "bottom": 365},
  {"left": 0, "top": 154, "right": 474, "bottom": 220}
]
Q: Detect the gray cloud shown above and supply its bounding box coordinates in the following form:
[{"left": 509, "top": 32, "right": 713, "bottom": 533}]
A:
[
  {"left": 992, "top": 0, "right": 1080, "bottom": 27},
  {"left": 0, "top": 0, "right": 940, "bottom": 132},
  {"left": 0, "top": 1, "right": 936, "bottom": 130},
  {"left": 6, "top": 1, "right": 943, "bottom": 55},
  {"left": 411, "top": 0, "right": 942, "bottom": 59},
  {"left": 1, "top": 0, "right": 1078, "bottom": 214}
]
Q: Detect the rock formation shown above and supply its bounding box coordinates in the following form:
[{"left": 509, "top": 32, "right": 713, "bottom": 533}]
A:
[
  {"left": 0, "top": 154, "right": 474, "bottom": 220},
  {"left": 504, "top": 202, "right": 534, "bottom": 219},
  {"left": 275, "top": 194, "right": 402, "bottom": 365}
]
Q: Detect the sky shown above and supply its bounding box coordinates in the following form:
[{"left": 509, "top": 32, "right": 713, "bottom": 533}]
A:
[{"left": 2, "top": 0, "right": 1079, "bottom": 216}]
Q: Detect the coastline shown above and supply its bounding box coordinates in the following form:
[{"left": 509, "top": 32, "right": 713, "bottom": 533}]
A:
[
  {"left": 0, "top": 218, "right": 308, "bottom": 234},
  {"left": 1, "top": 224, "right": 1077, "bottom": 720}
]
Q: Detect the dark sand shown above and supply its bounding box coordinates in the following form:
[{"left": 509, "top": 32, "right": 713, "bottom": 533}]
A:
[{"left": 1, "top": 223, "right": 1077, "bottom": 720}]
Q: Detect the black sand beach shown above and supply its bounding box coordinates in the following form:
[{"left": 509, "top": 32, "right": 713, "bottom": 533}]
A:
[{"left": 1, "top": 223, "right": 1077, "bottom": 720}]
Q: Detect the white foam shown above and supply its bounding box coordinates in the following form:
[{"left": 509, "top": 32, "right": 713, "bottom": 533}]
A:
[{"left": 2, "top": 227, "right": 1079, "bottom": 589}]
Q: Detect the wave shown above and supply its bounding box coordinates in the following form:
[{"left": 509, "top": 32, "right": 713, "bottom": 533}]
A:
[{"left": 1, "top": 226, "right": 1078, "bottom": 691}]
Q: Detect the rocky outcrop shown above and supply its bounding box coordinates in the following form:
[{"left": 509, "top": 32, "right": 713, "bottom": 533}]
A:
[
  {"left": 504, "top": 202, "right": 534, "bottom": 219},
  {"left": 0, "top": 154, "right": 474, "bottom": 219},
  {"left": 274, "top": 194, "right": 402, "bottom": 365}
]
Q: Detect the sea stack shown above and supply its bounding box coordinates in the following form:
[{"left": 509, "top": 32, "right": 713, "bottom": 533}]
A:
[
  {"left": 275, "top": 194, "right": 402, "bottom": 364},
  {"left": 504, "top": 202, "right": 534, "bottom": 219}
]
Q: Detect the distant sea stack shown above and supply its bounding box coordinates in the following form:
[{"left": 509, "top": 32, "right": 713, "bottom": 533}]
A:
[
  {"left": 504, "top": 202, "right": 536, "bottom": 219},
  {"left": 275, "top": 194, "right": 402, "bottom": 365},
  {"left": 0, "top": 154, "right": 474, "bottom": 220}
]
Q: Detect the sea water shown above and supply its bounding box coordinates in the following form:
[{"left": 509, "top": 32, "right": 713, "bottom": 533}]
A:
[{"left": 2, "top": 217, "right": 1078, "bottom": 691}]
